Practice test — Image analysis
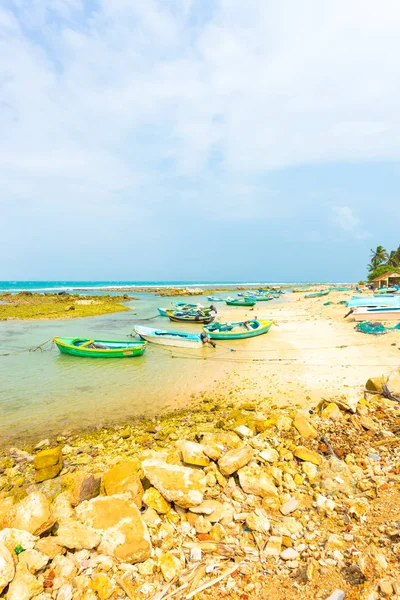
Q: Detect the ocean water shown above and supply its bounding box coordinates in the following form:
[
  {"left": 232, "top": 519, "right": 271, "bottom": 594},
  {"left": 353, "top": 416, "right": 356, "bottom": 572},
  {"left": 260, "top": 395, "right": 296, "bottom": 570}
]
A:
[
  {"left": 0, "top": 281, "right": 294, "bottom": 293},
  {"left": 0, "top": 289, "right": 282, "bottom": 445}
]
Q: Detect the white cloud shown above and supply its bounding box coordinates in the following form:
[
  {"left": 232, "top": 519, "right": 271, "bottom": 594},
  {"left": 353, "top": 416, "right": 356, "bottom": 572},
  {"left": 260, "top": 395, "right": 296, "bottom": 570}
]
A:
[
  {"left": 332, "top": 206, "right": 370, "bottom": 239},
  {"left": 0, "top": 0, "right": 399, "bottom": 245}
]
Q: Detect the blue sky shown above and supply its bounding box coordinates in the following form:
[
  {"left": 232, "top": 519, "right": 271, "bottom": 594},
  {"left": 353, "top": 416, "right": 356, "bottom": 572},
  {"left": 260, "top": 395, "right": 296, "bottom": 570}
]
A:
[{"left": 1, "top": 0, "right": 399, "bottom": 282}]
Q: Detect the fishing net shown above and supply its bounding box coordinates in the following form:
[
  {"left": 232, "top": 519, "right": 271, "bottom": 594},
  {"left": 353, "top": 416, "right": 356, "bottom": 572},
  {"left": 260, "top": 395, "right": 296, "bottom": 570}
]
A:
[{"left": 355, "top": 321, "right": 400, "bottom": 335}]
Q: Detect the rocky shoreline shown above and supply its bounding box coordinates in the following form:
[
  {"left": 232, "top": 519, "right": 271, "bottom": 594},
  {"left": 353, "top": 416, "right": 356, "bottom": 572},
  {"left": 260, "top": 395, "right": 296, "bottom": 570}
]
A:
[
  {"left": 0, "top": 292, "right": 137, "bottom": 320},
  {"left": 0, "top": 373, "right": 399, "bottom": 599}
]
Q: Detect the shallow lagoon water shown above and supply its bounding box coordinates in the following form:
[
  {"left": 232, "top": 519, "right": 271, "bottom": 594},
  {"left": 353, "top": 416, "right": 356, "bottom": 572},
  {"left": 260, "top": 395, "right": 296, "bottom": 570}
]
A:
[{"left": 0, "top": 293, "right": 238, "bottom": 444}]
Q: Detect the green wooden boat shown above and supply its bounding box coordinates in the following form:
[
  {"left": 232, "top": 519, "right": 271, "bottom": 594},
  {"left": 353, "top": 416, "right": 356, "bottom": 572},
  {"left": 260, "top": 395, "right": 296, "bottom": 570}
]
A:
[
  {"left": 166, "top": 310, "right": 214, "bottom": 324},
  {"left": 53, "top": 337, "right": 147, "bottom": 358},
  {"left": 204, "top": 319, "right": 273, "bottom": 340},
  {"left": 304, "top": 290, "right": 330, "bottom": 299},
  {"left": 226, "top": 298, "right": 256, "bottom": 307}
]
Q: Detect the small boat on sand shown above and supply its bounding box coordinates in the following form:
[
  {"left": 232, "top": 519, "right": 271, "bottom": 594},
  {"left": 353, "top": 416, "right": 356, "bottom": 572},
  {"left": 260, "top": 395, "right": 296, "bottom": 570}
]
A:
[
  {"left": 304, "top": 290, "right": 330, "bottom": 298},
  {"left": 207, "top": 296, "right": 224, "bottom": 302},
  {"left": 135, "top": 325, "right": 208, "bottom": 348},
  {"left": 226, "top": 298, "right": 256, "bottom": 307},
  {"left": 347, "top": 296, "right": 400, "bottom": 308},
  {"left": 204, "top": 319, "right": 273, "bottom": 340},
  {"left": 166, "top": 310, "right": 214, "bottom": 324},
  {"left": 53, "top": 337, "right": 147, "bottom": 358},
  {"left": 158, "top": 304, "right": 212, "bottom": 317},
  {"left": 352, "top": 307, "right": 400, "bottom": 322}
]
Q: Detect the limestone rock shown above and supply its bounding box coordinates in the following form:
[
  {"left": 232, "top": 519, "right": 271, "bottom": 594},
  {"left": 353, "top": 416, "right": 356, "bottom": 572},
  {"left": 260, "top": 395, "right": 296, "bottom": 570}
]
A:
[
  {"left": 51, "top": 493, "right": 75, "bottom": 523},
  {"left": 56, "top": 583, "right": 74, "bottom": 600},
  {"left": 2, "top": 492, "right": 53, "bottom": 535},
  {"left": 89, "top": 573, "right": 115, "bottom": 599},
  {"left": 0, "top": 529, "right": 36, "bottom": 556},
  {"left": 51, "top": 554, "right": 77, "bottom": 582},
  {"left": 142, "top": 459, "right": 206, "bottom": 508},
  {"left": 194, "top": 515, "right": 211, "bottom": 534},
  {"left": 321, "top": 403, "right": 342, "bottom": 420},
  {"left": 259, "top": 448, "right": 279, "bottom": 463},
  {"left": 200, "top": 432, "right": 242, "bottom": 450},
  {"left": 218, "top": 448, "right": 253, "bottom": 476},
  {"left": 159, "top": 553, "right": 182, "bottom": 582},
  {"left": 179, "top": 441, "right": 210, "bottom": 467},
  {"left": 35, "top": 537, "right": 65, "bottom": 559},
  {"left": 264, "top": 535, "right": 282, "bottom": 557},
  {"left": 103, "top": 462, "right": 144, "bottom": 508},
  {"left": 293, "top": 446, "right": 322, "bottom": 466},
  {"left": 62, "top": 472, "right": 100, "bottom": 507},
  {"left": 238, "top": 465, "right": 278, "bottom": 498},
  {"left": 0, "top": 541, "right": 14, "bottom": 594},
  {"left": 245, "top": 510, "right": 270, "bottom": 534},
  {"left": 142, "top": 487, "right": 171, "bottom": 514},
  {"left": 6, "top": 563, "right": 43, "bottom": 600},
  {"left": 34, "top": 447, "right": 62, "bottom": 483},
  {"left": 358, "top": 545, "right": 388, "bottom": 579},
  {"left": 55, "top": 521, "right": 101, "bottom": 550},
  {"left": 201, "top": 442, "right": 223, "bottom": 461},
  {"left": 293, "top": 415, "right": 318, "bottom": 439},
  {"left": 76, "top": 495, "right": 151, "bottom": 563},
  {"left": 302, "top": 461, "right": 319, "bottom": 482},
  {"left": 189, "top": 500, "right": 224, "bottom": 522},
  {"left": 234, "top": 425, "right": 253, "bottom": 438},
  {"left": 281, "top": 547, "right": 299, "bottom": 560},
  {"left": 365, "top": 377, "right": 384, "bottom": 392},
  {"left": 280, "top": 497, "right": 299, "bottom": 515},
  {"left": 325, "top": 590, "right": 345, "bottom": 600},
  {"left": 18, "top": 549, "right": 49, "bottom": 573}
]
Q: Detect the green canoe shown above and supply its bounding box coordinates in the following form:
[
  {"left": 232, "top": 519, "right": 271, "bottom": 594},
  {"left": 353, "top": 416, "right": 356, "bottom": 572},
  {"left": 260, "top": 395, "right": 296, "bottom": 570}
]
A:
[
  {"left": 226, "top": 298, "right": 256, "bottom": 307},
  {"left": 53, "top": 337, "right": 147, "bottom": 358},
  {"left": 204, "top": 319, "right": 273, "bottom": 340},
  {"left": 304, "top": 290, "right": 330, "bottom": 298}
]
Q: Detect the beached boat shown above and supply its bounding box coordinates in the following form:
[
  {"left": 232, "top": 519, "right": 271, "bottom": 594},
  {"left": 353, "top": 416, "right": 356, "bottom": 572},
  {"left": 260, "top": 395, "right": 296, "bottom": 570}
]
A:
[
  {"left": 304, "top": 290, "right": 330, "bottom": 298},
  {"left": 347, "top": 296, "right": 400, "bottom": 308},
  {"left": 134, "top": 325, "right": 206, "bottom": 348},
  {"left": 158, "top": 304, "right": 212, "bottom": 317},
  {"left": 166, "top": 310, "right": 214, "bottom": 324},
  {"left": 53, "top": 337, "right": 147, "bottom": 358},
  {"left": 207, "top": 296, "right": 224, "bottom": 302},
  {"left": 226, "top": 298, "right": 256, "bottom": 307},
  {"left": 204, "top": 319, "right": 273, "bottom": 340},
  {"left": 243, "top": 295, "right": 273, "bottom": 301},
  {"left": 352, "top": 307, "right": 400, "bottom": 322}
]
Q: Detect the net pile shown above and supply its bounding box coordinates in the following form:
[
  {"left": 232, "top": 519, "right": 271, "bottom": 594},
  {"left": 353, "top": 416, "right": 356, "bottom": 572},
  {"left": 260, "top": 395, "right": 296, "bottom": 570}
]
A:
[{"left": 355, "top": 321, "right": 400, "bottom": 335}]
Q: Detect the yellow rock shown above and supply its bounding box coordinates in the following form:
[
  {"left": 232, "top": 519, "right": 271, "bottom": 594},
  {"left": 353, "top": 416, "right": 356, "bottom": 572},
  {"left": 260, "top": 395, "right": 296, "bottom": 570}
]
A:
[
  {"left": 179, "top": 441, "right": 210, "bottom": 467},
  {"left": 321, "top": 403, "right": 342, "bottom": 421},
  {"left": 159, "top": 553, "right": 182, "bottom": 582},
  {"left": 35, "top": 462, "right": 62, "bottom": 483},
  {"left": 255, "top": 419, "right": 275, "bottom": 433},
  {"left": 90, "top": 574, "right": 114, "bottom": 600},
  {"left": 142, "top": 487, "right": 171, "bottom": 514},
  {"left": 294, "top": 446, "right": 322, "bottom": 466},
  {"left": 365, "top": 377, "right": 384, "bottom": 392},
  {"left": 293, "top": 415, "right": 318, "bottom": 439},
  {"left": 294, "top": 474, "right": 304, "bottom": 486},
  {"left": 103, "top": 462, "right": 144, "bottom": 508},
  {"left": 33, "top": 447, "right": 62, "bottom": 470}
]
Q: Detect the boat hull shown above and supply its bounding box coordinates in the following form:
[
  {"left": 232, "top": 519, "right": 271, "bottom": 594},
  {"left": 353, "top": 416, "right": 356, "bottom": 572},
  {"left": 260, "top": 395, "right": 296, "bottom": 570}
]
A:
[
  {"left": 134, "top": 326, "right": 203, "bottom": 348},
  {"left": 352, "top": 308, "right": 400, "bottom": 322},
  {"left": 53, "top": 337, "right": 147, "bottom": 358},
  {"left": 304, "top": 291, "right": 330, "bottom": 298},
  {"left": 226, "top": 300, "right": 256, "bottom": 307},
  {"left": 166, "top": 311, "right": 214, "bottom": 324},
  {"left": 204, "top": 319, "right": 273, "bottom": 339}
]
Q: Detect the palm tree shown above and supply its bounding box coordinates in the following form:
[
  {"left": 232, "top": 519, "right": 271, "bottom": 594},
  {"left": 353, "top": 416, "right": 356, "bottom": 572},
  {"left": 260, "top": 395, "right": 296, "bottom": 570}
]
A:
[
  {"left": 387, "top": 250, "right": 400, "bottom": 267},
  {"left": 370, "top": 245, "right": 388, "bottom": 268}
]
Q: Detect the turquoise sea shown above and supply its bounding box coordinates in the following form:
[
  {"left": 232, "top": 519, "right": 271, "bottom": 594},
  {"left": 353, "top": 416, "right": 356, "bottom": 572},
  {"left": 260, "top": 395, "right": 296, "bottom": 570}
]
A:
[{"left": 0, "top": 282, "right": 288, "bottom": 446}]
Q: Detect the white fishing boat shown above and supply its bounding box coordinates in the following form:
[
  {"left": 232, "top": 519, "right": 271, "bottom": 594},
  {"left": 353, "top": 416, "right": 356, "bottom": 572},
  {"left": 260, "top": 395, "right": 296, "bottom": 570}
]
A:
[
  {"left": 352, "top": 306, "right": 400, "bottom": 322},
  {"left": 134, "top": 325, "right": 206, "bottom": 348}
]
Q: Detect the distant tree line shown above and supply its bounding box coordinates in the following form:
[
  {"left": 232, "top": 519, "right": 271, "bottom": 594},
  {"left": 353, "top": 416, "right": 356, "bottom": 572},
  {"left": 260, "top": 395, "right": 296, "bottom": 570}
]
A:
[{"left": 367, "top": 245, "right": 400, "bottom": 281}]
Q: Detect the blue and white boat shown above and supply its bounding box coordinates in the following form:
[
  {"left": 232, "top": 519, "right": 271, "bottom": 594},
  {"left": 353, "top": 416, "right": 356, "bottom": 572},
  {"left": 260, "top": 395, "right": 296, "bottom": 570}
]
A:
[
  {"left": 134, "top": 325, "right": 206, "bottom": 348},
  {"left": 207, "top": 296, "right": 224, "bottom": 302},
  {"left": 347, "top": 296, "right": 400, "bottom": 308}
]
